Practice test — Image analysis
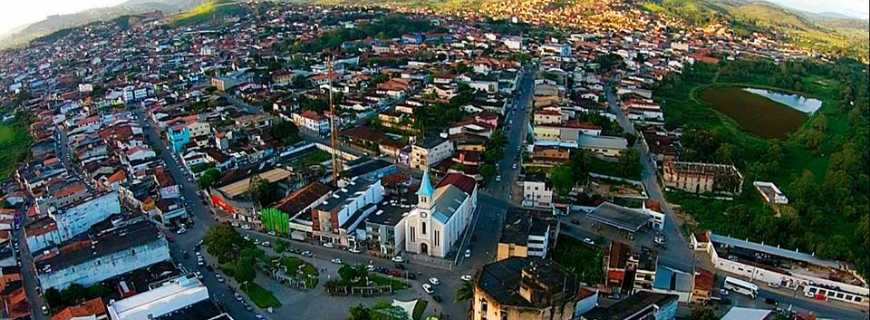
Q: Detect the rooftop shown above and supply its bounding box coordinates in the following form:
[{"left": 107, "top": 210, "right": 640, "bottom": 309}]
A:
[
  {"left": 477, "top": 257, "right": 580, "bottom": 309},
  {"left": 106, "top": 275, "right": 211, "bottom": 320},
  {"left": 582, "top": 291, "right": 678, "bottom": 320},
  {"left": 216, "top": 168, "right": 293, "bottom": 199},
  {"left": 588, "top": 202, "right": 651, "bottom": 232}
]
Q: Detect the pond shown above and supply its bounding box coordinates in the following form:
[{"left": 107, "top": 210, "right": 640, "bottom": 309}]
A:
[{"left": 699, "top": 86, "right": 822, "bottom": 139}]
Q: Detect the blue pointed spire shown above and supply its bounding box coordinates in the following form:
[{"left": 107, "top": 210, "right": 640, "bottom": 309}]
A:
[{"left": 417, "top": 169, "right": 434, "bottom": 198}]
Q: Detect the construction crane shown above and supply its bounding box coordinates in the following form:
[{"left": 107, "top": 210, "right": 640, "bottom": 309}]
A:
[{"left": 327, "top": 55, "right": 342, "bottom": 186}]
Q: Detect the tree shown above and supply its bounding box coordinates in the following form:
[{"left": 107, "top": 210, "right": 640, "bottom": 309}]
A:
[
  {"left": 198, "top": 168, "right": 221, "bottom": 189},
  {"left": 203, "top": 224, "right": 247, "bottom": 263},
  {"left": 349, "top": 304, "right": 373, "bottom": 320},
  {"left": 234, "top": 254, "right": 257, "bottom": 285},
  {"left": 617, "top": 149, "right": 641, "bottom": 179},
  {"left": 270, "top": 121, "right": 301, "bottom": 146},
  {"left": 690, "top": 306, "right": 717, "bottom": 320},
  {"left": 44, "top": 288, "right": 62, "bottom": 308},
  {"left": 455, "top": 279, "right": 474, "bottom": 302},
  {"left": 480, "top": 164, "right": 497, "bottom": 181},
  {"left": 549, "top": 165, "right": 575, "bottom": 196},
  {"left": 61, "top": 283, "right": 87, "bottom": 304}
]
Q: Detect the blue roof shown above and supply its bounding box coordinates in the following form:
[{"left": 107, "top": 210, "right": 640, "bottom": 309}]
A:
[{"left": 417, "top": 170, "right": 434, "bottom": 198}]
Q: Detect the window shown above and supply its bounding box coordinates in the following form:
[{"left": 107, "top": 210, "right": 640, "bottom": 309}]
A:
[
  {"left": 421, "top": 222, "right": 427, "bottom": 235},
  {"left": 435, "top": 230, "right": 440, "bottom": 244},
  {"left": 410, "top": 227, "right": 416, "bottom": 242},
  {"left": 836, "top": 293, "right": 844, "bottom": 299},
  {"left": 500, "top": 309, "right": 508, "bottom": 320},
  {"left": 480, "top": 299, "right": 488, "bottom": 312},
  {"left": 855, "top": 297, "right": 862, "bottom": 302}
]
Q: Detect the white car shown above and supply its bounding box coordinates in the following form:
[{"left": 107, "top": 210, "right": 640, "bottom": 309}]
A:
[
  {"left": 392, "top": 256, "right": 405, "bottom": 263},
  {"left": 464, "top": 249, "right": 471, "bottom": 258},
  {"left": 216, "top": 275, "right": 225, "bottom": 283},
  {"left": 323, "top": 242, "right": 335, "bottom": 248},
  {"left": 512, "top": 163, "right": 518, "bottom": 170},
  {"left": 428, "top": 277, "right": 440, "bottom": 286},
  {"left": 176, "top": 228, "right": 187, "bottom": 235},
  {"left": 583, "top": 238, "right": 595, "bottom": 245},
  {"left": 461, "top": 274, "right": 472, "bottom": 281},
  {"left": 422, "top": 283, "right": 434, "bottom": 294},
  {"left": 331, "top": 258, "right": 343, "bottom": 264},
  {"left": 241, "top": 224, "right": 251, "bottom": 230},
  {"left": 367, "top": 264, "right": 375, "bottom": 272},
  {"left": 495, "top": 175, "right": 501, "bottom": 182},
  {"left": 348, "top": 247, "right": 362, "bottom": 254},
  {"left": 301, "top": 250, "right": 313, "bottom": 257}
]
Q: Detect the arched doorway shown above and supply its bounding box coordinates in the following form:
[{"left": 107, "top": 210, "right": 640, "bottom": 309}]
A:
[{"left": 420, "top": 243, "right": 429, "bottom": 255}]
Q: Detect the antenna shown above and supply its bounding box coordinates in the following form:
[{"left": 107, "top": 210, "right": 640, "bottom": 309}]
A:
[{"left": 328, "top": 55, "right": 342, "bottom": 186}]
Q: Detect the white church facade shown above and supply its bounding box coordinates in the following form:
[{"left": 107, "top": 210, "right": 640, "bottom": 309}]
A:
[{"left": 404, "top": 171, "right": 478, "bottom": 258}]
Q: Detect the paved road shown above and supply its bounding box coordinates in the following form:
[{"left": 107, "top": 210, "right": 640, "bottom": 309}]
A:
[
  {"left": 134, "top": 108, "right": 262, "bottom": 320},
  {"left": 604, "top": 82, "right": 694, "bottom": 272},
  {"left": 485, "top": 65, "right": 535, "bottom": 200}
]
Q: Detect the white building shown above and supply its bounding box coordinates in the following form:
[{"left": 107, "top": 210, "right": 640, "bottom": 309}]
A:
[
  {"left": 27, "top": 192, "right": 122, "bottom": 253},
  {"left": 522, "top": 175, "right": 554, "bottom": 209},
  {"left": 404, "top": 171, "right": 478, "bottom": 258},
  {"left": 313, "top": 177, "right": 385, "bottom": 248},
  {"left": 291, "top": 111, "right": 331, "bottom": 136},
  {"left": 35, "top": 220, "right": 171, "bottom": 290},
  {"left": 410, "top": 137, "right": 454, "bottom": 170},
  {"left": 107, "top": 275, "right": 210, "bottom": 320}
]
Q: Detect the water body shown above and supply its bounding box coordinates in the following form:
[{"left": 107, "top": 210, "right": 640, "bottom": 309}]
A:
[
  {"left": 743, "top": 88, "right": 823, "bottom": 114},
  {"left": 699, "top": 86, "right": 821, "bottom": 139}
]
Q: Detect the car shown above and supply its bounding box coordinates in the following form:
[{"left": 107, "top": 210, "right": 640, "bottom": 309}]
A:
[
  {"left": 392, "top": 256, "right": 405, "bottom": 263},
  {"left": 255, "top": 315, "right": 266, "bottom": 319},
  {"left": 464, "top": 249, "right": 471, "bottom": 258},
  {"left": 176, "top": 228, "right": 187, "bottom": 235},
  {"left": 267, "top": 231, "right": 276, "bottom": 236},
  {"left": 301, "top": 250, "right": 313, "bottom": 257},
  {"left": 322, "top": 242, "right": 334, "bottom": 248},
  {"left": 348, "top": 247, "right": 362, "bottom": 254},
  {"left": 331, "top": 258, "right": 343, "bottom": 264},
  {"left": 243, "top": 235, "right": 251, "bottom": 241},
  {"left": 719, "top": 289, "right": 730, "bottom": 296},
  {"left": 367, "top": 264, "right": 375, "bottom": 272},
  {"left": 512, "top": 163, "right": 518, "bottom": 170},
  {"left": 245, "top": 305, "right": 253, "bottom": 312},
  {"left": 216, "top": 275, "right": 225, "bottom": 283},
  {"left": 428, "top": 277, "right": 440, "bottom": 286},
  {"left": 422, "top": 283, "right": 434, "bottom": 294},
  {"left": 194, "top": 271, "right": 203, "bottom": 279},
  {"left": 495, "top": 175, "right": 501, "bottom": 182},
  {"left": 234, "top": 293, "right": 243, "bottom": 301},
  {"left": 241, "top": 224, "right": 251, "bottom": 230},
  {"left": 42, "top": 305, "right": 49, "bottom": 315},
  {"left": 461, "top": 274, "right": 472, "bottom": 281},
  {"left": 252, "top": 239, "right": 260, "bottom": 246},
  {"left": 583, "top": 238, "right": 595, "bottom": 245},
  {"left": 197, "top": 260, "right": 205, "bottom": 266},
  {"left": 432, "top": 295, "right": 443, "bottom": 302},
  {"left": 260, "top": 241, "right": 270, "bottom": 247}
]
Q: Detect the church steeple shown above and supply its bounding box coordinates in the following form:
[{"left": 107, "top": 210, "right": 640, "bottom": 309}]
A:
[{"left": 417, "top": 169, "right": 434, "bottom": 209}]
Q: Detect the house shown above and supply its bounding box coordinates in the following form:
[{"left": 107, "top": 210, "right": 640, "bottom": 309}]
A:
[
  {"left": 496, "top": 209, "right": 553, "bottom": 261},
  {"left": 579, "top": 291, "right": 678, "bottom": 320},
  {"left": 605, "top": 241, "right": 658, "bottom": 295},
  {"left": 292, "top": 111, "right": 331, "bottom": 136},
  {"left": 404, "top": 171, "right": 477, "bottom": 258},
  {"left": 472, "top": 257, "right": 581, "bottom": 320},
  {"left": 364, "top": 194, "right": 413, "bottom": 257},
  {"left": 662, "top": 161, "right": 743, "bottom": 195},
  {"left": 410, "top": 136, "right": 454, "bottom": 170},
  {"left": 51, "top": 297, "right": 107, "bottom": 320},
  {"left": 521, "top": 173, "right": 554, "bottom": 209}
]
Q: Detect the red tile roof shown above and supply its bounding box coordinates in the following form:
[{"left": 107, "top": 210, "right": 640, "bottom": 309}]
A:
[
  {"left": 51, "top": 298, "right": 106, "bottom": 320},
  {"left": 436, "top": 173, "right": 476, "bottom": 195}
]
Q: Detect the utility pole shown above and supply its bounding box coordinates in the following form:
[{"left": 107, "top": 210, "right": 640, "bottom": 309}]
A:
[{"left": 328, "top": 55, "right": 341, "bottom": 186}]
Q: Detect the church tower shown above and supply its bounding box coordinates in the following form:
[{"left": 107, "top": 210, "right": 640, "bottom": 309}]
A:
[{"left": 417, "top": 169, "right": 434, "bottom": 210}]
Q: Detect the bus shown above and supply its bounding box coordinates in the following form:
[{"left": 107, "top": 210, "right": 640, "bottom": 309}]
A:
[{"left": 724, "top": 276, "right": 759, "bottom": 299}]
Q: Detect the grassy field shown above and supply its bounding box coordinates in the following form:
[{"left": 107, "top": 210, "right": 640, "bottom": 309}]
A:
[
  {"left": 172, "top": 0, "right": 247, "bottom": 26},
  {"left": 0, "top": 122, "right": 31, "bottom": 180},
  {"left": 241, "top": 282, "right": 282, "bottom": 309}
]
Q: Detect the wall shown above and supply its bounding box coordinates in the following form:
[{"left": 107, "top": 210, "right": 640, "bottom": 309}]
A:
[{"left": 38, "top": 238, "right": 170, "bottom": 290}]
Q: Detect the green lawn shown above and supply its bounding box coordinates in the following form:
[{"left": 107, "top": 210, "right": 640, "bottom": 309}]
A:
[
  {"left": 241, "top": 282, "right": 282, "bottom": 309},
  {"left": 369, "top": 274, "right": 410, "bottom": 290},
  {"left": 0, "top": 122, "right": 31, "bottom": 180},
  {"left": 278, "top": 256, "right": 319, "bottom": 288}
]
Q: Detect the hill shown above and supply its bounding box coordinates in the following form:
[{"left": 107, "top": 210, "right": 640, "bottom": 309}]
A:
[
  {"left": 0, "top": 0, "right": 201, "bottom": 49},
  {"left": 171, "top": 0, "right": 249, "bottom": 26}
]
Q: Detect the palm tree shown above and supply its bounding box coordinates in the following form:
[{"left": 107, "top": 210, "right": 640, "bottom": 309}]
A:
[{"left": 454, "top": 279, "right": 474, "bottom": 302}]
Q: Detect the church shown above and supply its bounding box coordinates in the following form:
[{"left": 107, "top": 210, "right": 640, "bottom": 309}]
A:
[{"left": 404, "top": 170, "right": 478, "bottom": 258}]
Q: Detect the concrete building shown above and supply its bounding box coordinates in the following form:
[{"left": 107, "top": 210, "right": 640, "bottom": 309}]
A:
[
  {"left": 312, "top": 177, "right": 385, "bottom": 249},
  {"left": 404, "top": 171, "right": 477, "bottom": 258},
  {"left": 472, "top": 257, "right": 582, "bottom": 320},
  {"left": 580, "top": 291, "right": 678, "bottom": 320},
  {"left": 106, "top": 275, "right": 224, "bottom": 320},
  {"left": 34, "top": 219, "right": 171, "bottom": 290},
  {"left": 663, "top": 161, "right": 743, "bottom": 195},
  {"left": 521, "top": 174, "right": 554, "bottom": 209},
  {"left": 26, "top": 192, "right": 122, "bottom": 254},
  {"left": 497, "top": 210, "right": 553, "bottom": 261},
  {"left": 410, "top": 136, "right": 454, "bottom": 170}
]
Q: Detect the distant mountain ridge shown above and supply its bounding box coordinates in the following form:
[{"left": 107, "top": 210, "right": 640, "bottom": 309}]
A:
[{"left": 0, "top": 0, "right": 202, "bottom": 49}]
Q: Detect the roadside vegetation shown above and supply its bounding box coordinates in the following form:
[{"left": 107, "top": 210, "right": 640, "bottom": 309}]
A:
[
  {"left": 0, "top": 119, "right": 31, "bottom": 180},
  {"left": 551, "top": 235, "right": 604, "bottom": 285},
  {"left": 203, "top": 225, "right": 283, "bottom": 308},
  {"left": 656, "top": 57, "right": 869, "bottom": 276}
]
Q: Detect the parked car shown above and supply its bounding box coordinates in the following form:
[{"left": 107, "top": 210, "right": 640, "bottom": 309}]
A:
[
  {"left": 301, "top": 250, "right": 313, "bottom": 257},
  {"left": 392, "top": 256, "right": 405, "bottom": 263},
  {"left": 428, "top": 277, "right": 440, "bottom": 285},
  {"left": 422, "top": 283, "right": 434, "bottom": 294},
  {"left": 260, "top": 241, "right": 270, "bottom": 247},
  {"left": 348, "top": 247, "right": 362, "bottom": 254},
  {"left": 583, "top": 238, "right": 595, "bottom": 245},
  {"left": 461, "top": 274, "right": 472, "bottom": 281},
  {"left": 464, "top": 249, "right": 471, "bottom": 258},
  {"left": 323, "top": 242, "right": 334, "bottom": 248},
  {"left": 176, "top": 228, "right": 187, "bottom": 235},
  {"left": 331, "top": 258, "right": 343, "bottom": 264}
]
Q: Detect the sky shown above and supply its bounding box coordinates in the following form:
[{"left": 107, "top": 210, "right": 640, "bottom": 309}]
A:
[{"left": 0, "top": 0, "right": 867, "bottom": 36}]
